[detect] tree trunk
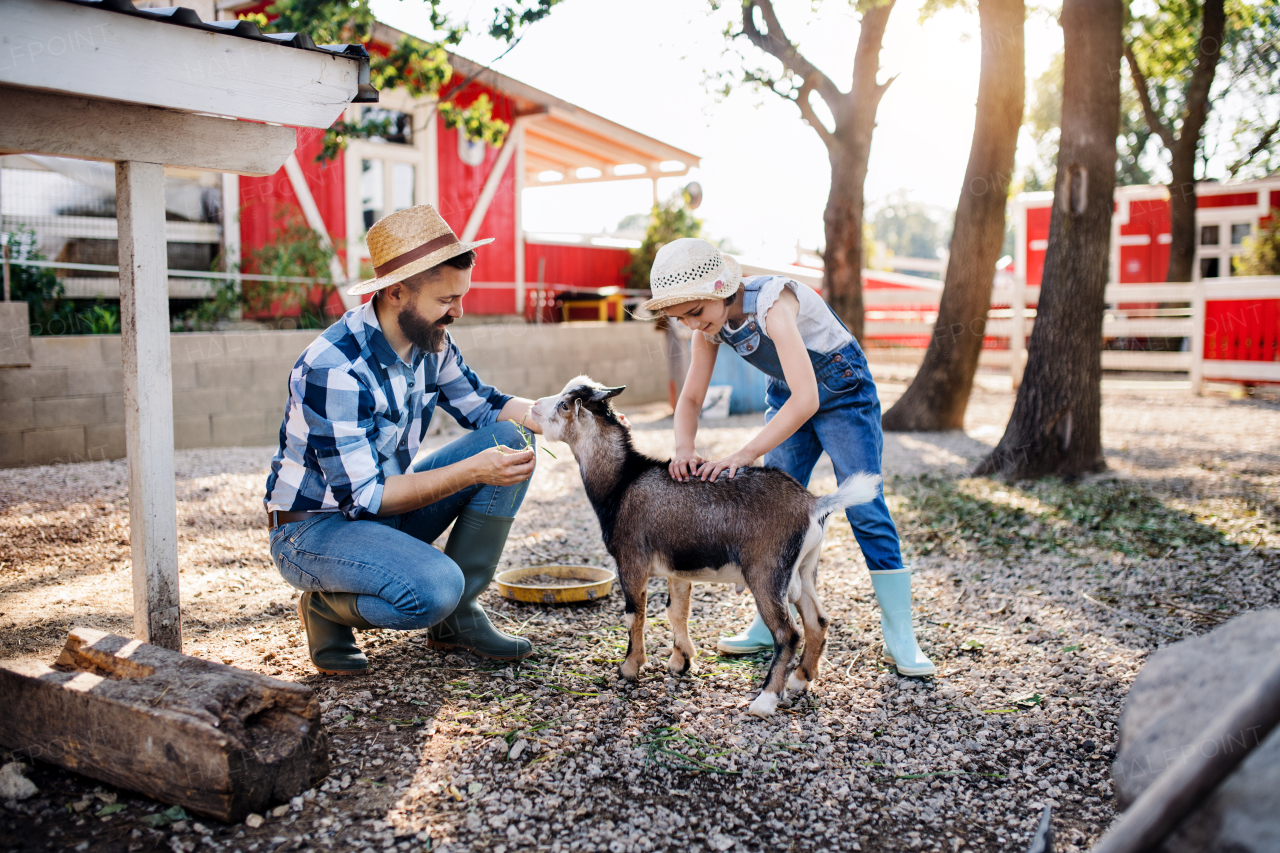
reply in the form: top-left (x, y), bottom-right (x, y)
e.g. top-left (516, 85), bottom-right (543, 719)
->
top-left (882, 0), bottom-right (1025, 431)
top-left (1136, 0), bottom-right (1226, 283)
top-left (1166, 154), bottom-right (1199, 282)
top-left (824, 145), bottom-right (869, 342)
top-left (823, 0), bottom-right (895, 341)
top-left (974, 0), bottom-right (1122, 480)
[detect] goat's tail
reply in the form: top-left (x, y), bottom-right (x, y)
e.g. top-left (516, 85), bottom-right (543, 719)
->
top-left (811, 472), bottom-right (882, 525)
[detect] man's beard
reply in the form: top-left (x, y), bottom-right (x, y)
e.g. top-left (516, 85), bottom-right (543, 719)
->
top-left (398, 302), bottom-right (453, 353)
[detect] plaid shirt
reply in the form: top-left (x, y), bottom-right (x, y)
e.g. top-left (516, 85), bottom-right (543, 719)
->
top-left (264, 301), bottom-right (511, 519)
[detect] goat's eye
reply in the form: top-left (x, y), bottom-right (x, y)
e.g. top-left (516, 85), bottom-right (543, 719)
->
top-left (556, 400), bottom-right (568, 412)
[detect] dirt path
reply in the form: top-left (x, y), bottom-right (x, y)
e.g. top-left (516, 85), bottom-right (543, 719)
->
top-left (1, 375), bottom-right (1277, 853)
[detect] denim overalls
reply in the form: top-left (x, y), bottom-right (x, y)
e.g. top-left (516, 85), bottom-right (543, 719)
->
top-left (717, 276), bottom-right (905, 575)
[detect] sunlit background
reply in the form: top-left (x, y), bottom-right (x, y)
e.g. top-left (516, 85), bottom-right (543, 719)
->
top-left (372, 0), bottom-right (1066, 265)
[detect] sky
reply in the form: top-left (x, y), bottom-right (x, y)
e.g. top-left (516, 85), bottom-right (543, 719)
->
top-left (371, 0), bottom-right (1065, 265)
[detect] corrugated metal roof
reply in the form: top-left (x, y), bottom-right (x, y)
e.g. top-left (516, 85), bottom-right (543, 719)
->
top-left (55, 0), bottom-right (378, 102)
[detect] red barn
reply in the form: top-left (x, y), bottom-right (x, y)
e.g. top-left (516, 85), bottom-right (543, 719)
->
top-left (1012, 178), bottom-right (1280, 382)
top-left (219, 12), bottom-right (699, 320)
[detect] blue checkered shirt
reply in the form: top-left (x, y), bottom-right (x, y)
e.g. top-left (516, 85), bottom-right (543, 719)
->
top-left (264, 301), bottom-right (511, 519)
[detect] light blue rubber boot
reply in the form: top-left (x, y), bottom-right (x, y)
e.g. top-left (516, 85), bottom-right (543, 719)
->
top-left (870, 571), bottom-right (936, 677)
top-left (716, 602), bottom-right (800, 655)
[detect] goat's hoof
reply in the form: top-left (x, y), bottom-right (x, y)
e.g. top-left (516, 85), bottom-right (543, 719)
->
top-left (666, 649), bottom-right (694, 677)
top-left (785, 672), bottom-right (811, 695)
top-left (747, 692), bottom-right (779, 718)
top-left (619, 660), bottom-right (644, 682)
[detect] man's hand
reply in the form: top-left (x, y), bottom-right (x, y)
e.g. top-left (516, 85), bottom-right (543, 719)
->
top-left (697, 448), bottom-right (757, 483)
top-left (470, 446), bottom-right (536, 487)
top-left (669, 448), bottom-right (707, 482)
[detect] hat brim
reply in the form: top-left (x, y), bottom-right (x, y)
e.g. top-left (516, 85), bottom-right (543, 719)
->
top-left (347, 237), bottom-right (496, 296)
top-left (641, 253), bottom-right (743, 312)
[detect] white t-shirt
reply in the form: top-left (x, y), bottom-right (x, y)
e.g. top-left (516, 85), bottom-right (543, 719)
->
top-left (710, 276), bottom-right (854, 355)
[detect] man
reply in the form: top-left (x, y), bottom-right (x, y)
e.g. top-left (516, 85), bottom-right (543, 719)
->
top-left (265, 205), bottom-right (541, 675)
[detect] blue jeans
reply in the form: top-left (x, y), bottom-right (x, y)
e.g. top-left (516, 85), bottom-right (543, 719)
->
top-left (269, 421), bottom-right (533, 630)
top-left (763, 367), bottom-right (905, 575)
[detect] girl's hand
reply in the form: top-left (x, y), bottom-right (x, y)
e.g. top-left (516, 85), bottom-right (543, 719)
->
top-left (698, 449), bottom-right (757, 483)
top-left (669, 449), bottom-right (706, 482)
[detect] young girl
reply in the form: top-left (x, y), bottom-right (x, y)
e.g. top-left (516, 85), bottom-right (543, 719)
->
top-left (643, 238), bottom-right (934, 676)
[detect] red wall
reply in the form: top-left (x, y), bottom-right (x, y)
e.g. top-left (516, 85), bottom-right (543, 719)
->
top-left (239, 126), bottom-right (347, 318)
top-left (436, 78), bottom-right (518, 316)
top-left (524, 243), bottom-right (630, 288)
top-left (1205, 300), bottom-right (1279, 362)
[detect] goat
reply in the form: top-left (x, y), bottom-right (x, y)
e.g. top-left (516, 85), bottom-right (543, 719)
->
top-left (530, 376), bottom-right (880, 717)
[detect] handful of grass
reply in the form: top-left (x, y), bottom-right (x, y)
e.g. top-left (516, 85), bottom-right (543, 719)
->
top-left (491, 415), bottom-right (555, 508)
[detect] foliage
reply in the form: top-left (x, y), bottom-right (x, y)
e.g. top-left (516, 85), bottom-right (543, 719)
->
top-left (1022, 50), bottom-right (1155, 189)
top-left (3, 226), bottom-right (121, 336)
top-left (253, 0), bottom-right (563, 162)
top-left (624, 192), bottom-right (704, 290)
top-left (868, 192), bottom-right (952, 263)
top-left (1123, 0), bottom-right (1279, 181)
top-left (1235, 209), bottom-right (1280, 276)
top-left (244, 205), bottom-right (339, 329)
top-left (439, 95), bottom-right (509, 147)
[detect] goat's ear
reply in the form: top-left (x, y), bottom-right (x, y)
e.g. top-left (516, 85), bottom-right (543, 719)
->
top-left (590, 385), bottom-right (626, 402)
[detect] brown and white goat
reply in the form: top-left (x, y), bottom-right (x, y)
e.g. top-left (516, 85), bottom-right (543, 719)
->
top-left (530, 376), bottom-right (880, 717)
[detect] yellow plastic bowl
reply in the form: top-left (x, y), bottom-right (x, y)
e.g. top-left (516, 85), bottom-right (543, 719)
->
top-left (495, 565), bottom-right (615, 605)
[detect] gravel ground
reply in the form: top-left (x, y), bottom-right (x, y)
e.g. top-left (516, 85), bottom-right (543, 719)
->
top-left (1, 372), bottom-right (1277, 853)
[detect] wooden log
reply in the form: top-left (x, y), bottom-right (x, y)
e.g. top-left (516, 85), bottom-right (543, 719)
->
top-left (0, 627), bottom-right (328, 822)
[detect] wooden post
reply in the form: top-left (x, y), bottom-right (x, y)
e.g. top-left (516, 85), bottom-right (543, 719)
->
top-left (514, 121), bottom-right (527, 317)
top-left (1189, 279), bottom-right (1206, 395)
top-left (116, 161), bottom-right (182, 652)
top-left (1010, 270), bottom-right (1027, 389)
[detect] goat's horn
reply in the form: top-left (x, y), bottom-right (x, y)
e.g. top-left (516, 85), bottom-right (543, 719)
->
top-left (590, 385), bottom-right (626, 401)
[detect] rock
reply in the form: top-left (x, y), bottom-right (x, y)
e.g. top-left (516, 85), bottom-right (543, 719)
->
top-left (244, 814), bottom-right (264, 828)
top-left (0, 762), bottom-right (38, 800)
top-left (707, 832), bottom-right (736, 851)
top-left (1113, 611), bottom-right (1280, 853)
top-left (270, 804), bottom-right (289, 818)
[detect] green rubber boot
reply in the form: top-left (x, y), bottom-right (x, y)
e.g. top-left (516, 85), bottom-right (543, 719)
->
top-left (870, 571), bottom-right (937, 677)
top-left (716, 602), bottom-right (801, 655)
top-left (299, 591), bottom-right (375, 676)
top-left (427, 509), bottom-right (533, 661)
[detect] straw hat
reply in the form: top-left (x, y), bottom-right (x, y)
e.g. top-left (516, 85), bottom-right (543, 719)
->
top-left (347, 205), bottom-right (494, 296)
top-left (641, 238), bottom-right (743, 312)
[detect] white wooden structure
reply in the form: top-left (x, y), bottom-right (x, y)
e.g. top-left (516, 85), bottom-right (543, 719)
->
top-left (0, 0), bottom-right (373, 650)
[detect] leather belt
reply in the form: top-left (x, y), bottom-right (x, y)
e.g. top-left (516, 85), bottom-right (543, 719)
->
top-left (267, 509), bottom-right (328, 530)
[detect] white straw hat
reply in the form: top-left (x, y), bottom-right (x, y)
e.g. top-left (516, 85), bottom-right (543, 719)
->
top-left (347, 204), bottom-right (494, 296)
top-left (641, 238), bottom-right (743, 312)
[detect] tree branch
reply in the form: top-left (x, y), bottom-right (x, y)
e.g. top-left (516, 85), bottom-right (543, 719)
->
top-left (1173, 0), bottom-right (1227, 162)
top-left (795, 74), bottom-right (836, 150)
top-left (741, 0), bottom-right (843, 110)
top-left (1228, 115), bottom-right (1280, 178)
top-left (1124, 42), bottom-right (1176, 150)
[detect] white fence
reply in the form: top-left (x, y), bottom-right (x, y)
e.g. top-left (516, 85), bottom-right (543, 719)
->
top-left (860, 273), bottom-right (1280, 392)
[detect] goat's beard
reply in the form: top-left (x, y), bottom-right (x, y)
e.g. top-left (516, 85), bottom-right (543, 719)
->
top-left (399, 302), bottom-right (453, 353)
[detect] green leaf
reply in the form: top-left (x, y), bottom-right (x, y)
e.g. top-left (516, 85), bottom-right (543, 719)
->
top-left (138, 805), bottom-right (187, 828)
top-left (962, 638), bottom-right (985, 651)
top-left (95, 804), bottom-right (127, 817)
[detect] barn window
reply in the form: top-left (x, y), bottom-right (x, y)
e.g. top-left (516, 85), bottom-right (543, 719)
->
top-left (361, 159), bottom-right (384, 230)
top-left (360, 107), bottom-right (413, 145)
top-left (392, 163), bottom-right (415, 212)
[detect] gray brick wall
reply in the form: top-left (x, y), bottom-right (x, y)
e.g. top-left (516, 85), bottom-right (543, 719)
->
top-left (0, 321), bottom-right (668, 468)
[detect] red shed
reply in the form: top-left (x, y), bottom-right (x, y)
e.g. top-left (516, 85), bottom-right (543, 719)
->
top-left (218, 13), bottom-right (699, 319)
